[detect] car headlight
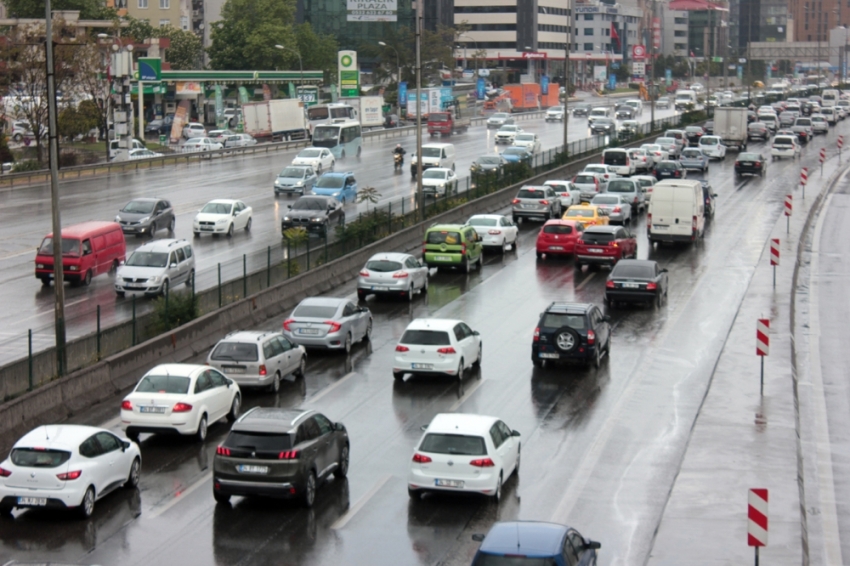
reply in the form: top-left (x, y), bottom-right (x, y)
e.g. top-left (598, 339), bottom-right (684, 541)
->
top-left (311, 217), bottom-right (324, 222)
top-left (283, 216), bottom-right (290, 221)
top-left (274, 181), bottom-right (281, 187)
top-left (148, 276), bottom-right (161, 283)
top-left (333, 192), bottom-right (340, 197)
top-left (37, 263), bottom-right (44, 268)
top-left (216, 218), bottom-right (227, 224)
top-left (295, 181), bottom-right (303, 186)
top-left (69, 265), bottom-right (78, 271)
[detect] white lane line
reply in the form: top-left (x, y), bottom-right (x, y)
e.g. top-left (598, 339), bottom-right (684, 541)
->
top-left (448, 379), bottom-right (485, 412)
top-left (145, 471), bottom-right (212, 519)
top-left (575, 272), bottom-right (596, 291)
top-left (331, 474), bottom-right (392, 530)
top-left (307, 372), bottom-right (357, 404)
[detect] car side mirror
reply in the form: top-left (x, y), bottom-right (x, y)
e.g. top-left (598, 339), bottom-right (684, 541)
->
top-left (473, 330), bottom-right (480, 336)
top-left (121, 441), bottom-right (129, 451)
top-left (329, 205), bottom-right (335, 211)
top-left (602, 315), bottom-right (611, 322)
top-left (472, 534), bottom-right (486, 542)
top-left (232, 211), bottom-right (238, 216)
top-left (420, 424), bottom-right (429, 431)
top-left (287, 205), bottom-right (292, 209)
top-left (511, 430), bottom-right (521, 437)
top-left (334, 422), bottom-right (346, 432)
top-left (587, 541), bottom-right (602, 550)
top-left (661, 268), bottom-right (668, 273)
top-left (712, 193), bottom-right (718, 197)
top-left (170, 263), bottom-right (177, 269)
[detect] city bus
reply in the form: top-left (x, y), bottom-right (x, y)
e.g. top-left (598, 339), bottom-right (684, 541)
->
top-left (822, 89), bottom-right (839, 107)
top-left (306, 103), bottom-right (357, 134)
top-left (311, 121), bottom-right (362, 159)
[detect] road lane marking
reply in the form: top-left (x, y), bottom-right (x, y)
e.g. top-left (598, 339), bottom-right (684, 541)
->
top-left (575, 272), bottom-right (596, 291)
top-left (307, 372), bottom-right (357, 404)
top-left (331, 474), bottom-right (392, 530)
top-left (448, 379), bottom-right (485, 412)
top-left (146, 471), bottom-right (212, 519)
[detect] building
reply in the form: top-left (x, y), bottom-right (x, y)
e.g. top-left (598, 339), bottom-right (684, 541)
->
top-left (791, 0), bottom-right (850, 42)
top-left (109, 0), bottom-right (182, 29)
top-left (296, 0), bottom-right (415, 53)
top-left (660, 5), bottom-right (689, 56)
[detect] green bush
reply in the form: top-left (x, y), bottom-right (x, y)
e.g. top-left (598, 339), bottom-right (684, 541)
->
top-left (58, 152), bottom-right (79, 168)
top-left (152, 290), bottom-right (198, 333)
top-left (13, 159), bottom-right (41, 172)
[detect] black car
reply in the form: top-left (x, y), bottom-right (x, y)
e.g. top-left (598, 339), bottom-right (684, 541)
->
top-left (684, 126), bottom-right (705, 146)
top-left (281, 195), bottom-right (345, 235)
top-left (604, 260), bottom-right (668, 307)
top-left (590, 118), bottom-right (616, 134)
top-left (735, 152), bottom-right (768, 177)
top-left (800, 101), bottom-right (814, 116)
top-left (470, 154), bottom-right (508, 175)
top-left (384, 114), bottom-right (403, 128)
top-left (704, 120), bottom-right (714, 135)
top-left (213, 407), bottom-right (349, 508)
top-left (700, 180), bottom-right (717, 217)
top-left (572, 103), bottom-right (591, 117)
top-left (747, 122), bottom-right (769, 140)
top-left (531, 302), bottom-right (611, 368)
top-left (144, 115), bottom-right (174, 136)
top-left (115, 197), bottom-right (175, 236)
top-left (654, 160), bottom-right (686, 180)
top-left (615, 105), bottom-right (635, 119)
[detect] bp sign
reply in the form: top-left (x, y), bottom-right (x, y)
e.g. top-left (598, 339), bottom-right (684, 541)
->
top-left (338, 50), bottom-right (360, 97)
top-left (135, 58), bottom-right (161, 81)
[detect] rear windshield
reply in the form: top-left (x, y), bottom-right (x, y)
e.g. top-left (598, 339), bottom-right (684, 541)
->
top-left (366, 260), bottom-right (403, 272)
top-left (419, 433), bottom-right (487, 455)
top-left (774, 137), bottom-right (795, 145)
top-left (636, 178), bottom-right (654, 188)
top-left (225, 431), bottom-right (292, 452)
top-left (565, 209), bottom-right (593, 218)
top-left (135, 375), bottom-right (191, 394)
top-left (592, 196), bottom-right (620, 205)
top-left (604, 152), bottom-right (627, 165)
top-left (612, 263), bottom-right (655, 278)
top-left (541, 313), bottom-right (586, 329)
top-left (582, 231), bottom-right (615, 244)
top-left (517, 188), bottom-right (545, 199)
top-left (292, 304), bottom-right (338, 318)
top-left (700, 137), bottom-right (718, 145)
top-left (211, 342), bottom-right (259, 362)
top-left (739, 153), bottom-right (761, 161)
top-left (657, 162), bottom-right (677, 170)
top-left (574, 175), bottom-right (595, 184)
top-left (400, 330), bottom-right (451, 346)
top-left (468, 217), bottom-right (497, 227)
top-left (427, 231), bottom-right (462, 245)
top-left (543, 224), bottom-right (573, 234)
top-left (473, 555), bottom-right (557, 566)
top-left (11, 448), bottom-right (72, 468)
top-left (607, 180), bottom-right (635, 193)
top-left (795, 119), bottom-right (811, 125)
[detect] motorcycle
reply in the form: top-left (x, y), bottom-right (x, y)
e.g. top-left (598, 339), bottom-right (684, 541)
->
top-left (393, 151), bottom-right (404, 172)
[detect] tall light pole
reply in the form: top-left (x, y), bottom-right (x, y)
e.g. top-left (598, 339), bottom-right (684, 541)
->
top-left (378, 41), bottom-right (402, 86)
top-left (275, 44), bottom-right (303, 98)
top-left (564, 1), bottom-right (571, 157)
top-left (414, 5), bottom-right (423, 219)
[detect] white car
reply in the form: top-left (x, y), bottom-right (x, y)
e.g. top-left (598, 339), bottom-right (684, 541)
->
top-left (624, 99), bottom-right (643, 116)
top-left (193, 199), bottom-right (253, 237)
top-left (208, 129), bottom-right (235, 142)
top-left (632, 175), bottom-right (657, 202)
top-left (182, 122), bottom-right (206, 138)
top-left (572, 172), bottom-right (605, 201)
top-left (640, 144), bottom-right (669, 165)
top-left (393, 318), bottom-right (482, 382)
top-left (421, 167), bottom-right (458, 197)
top-left (115, 239), bottom-right (195, 297)
top-left (128, 148), bottom-right (163, 160)
top-left (698, 135), bottom-right (726, 160)
top-left (120, 363), bottom-right (242, 442)
top-left (582, 164), bottom-right (619, 185)
top-left (292, 147), bottom-right (335, 174)
top-left (223, 133), bottom-right (257, 148)
top-left (182, 137), bottom-right (223, 152)
top-left (771, 135), bottom-right (801, 160)
top-left (627, 148), bottom-right (652, 172)
top-left (408, 413), bottom-right (520, 502)
top-left (811, 114), bottom-right (829, 134)
top-left (486, 112), bottom-right (513, 128)
top-left (545, 106), bottom-right (565, 121)
top-left (494, 125), bottom-right (522, 144)
top-left (544, 180), bottom-right (582, 208)
top-left (0, 425), bottom-right (141, 519)
top-left (357, 252), bottom-right (429, 301)
top-left (513, 133), bottom-right (541, 154)
top-left (466, 214), bottom-right (519, 251)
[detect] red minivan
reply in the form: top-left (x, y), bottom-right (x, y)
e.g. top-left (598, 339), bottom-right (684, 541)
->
top-left (35, 221), bottom-right (126, 286)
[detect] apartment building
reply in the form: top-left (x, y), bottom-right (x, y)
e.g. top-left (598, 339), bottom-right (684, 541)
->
top-left (110, 0), bottom-right (182, 28)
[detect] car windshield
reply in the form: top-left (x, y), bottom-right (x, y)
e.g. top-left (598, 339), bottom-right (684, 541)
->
top-left (11, 448), bottom-right (72, 468)
top-left (491, 113), bottom-right (508, 119)
top-left (503, 148), bottom-right (526, 155)
top-left (121, 200), bottom-right (155, 214)
top-left (365, 260), bottom-right (403, 272)
top-left (574, 175), bottom-right (595, 184)
top-left (125, 251), bottom-right (168, 268)
top-left (685, 127), bottom-right (702, 133)
top-left (612, 263), bottom-right (655, 278)
top-left (541, 313), bottom-right (586, 329)
top-left (467, 217), bottom-right (498, 227)
top-left (592, 196), bottom-right (620, 205)
top-left (419, 433), bottom-right (487, 455)
top-left (427, 231), bottom-right (462, 245)
top-left (279, 167), bottom-right (306, 178)
top-left (594, 119), bottom-right (613, 125)
top-left (400, 329), bottom-right (451, 346)
top-left (543, 224), bottom-right (574, 235)
top-left (575, 104), bottom-right (591, 110)
top-left (292, 304), bottom-right (338, 318)
top-left (643, 145), bottom-right (661, 152)
top-left (472, 555), bottom-right (558, 566)
top-left (135, 375), bottom-right (191, 394)
top-left (311, 127), bottom-right (339, 142)
top-left (477, 156), bottom-right (502, 165)
top-left (607, 180), bottom-right (635, 193)
top-left (566, 208), bottom-right (593, 218)
top-left (292, 198), bottom-right (327, 211)
top-left (421, 147), bottom-right (442, 157)
top-left (775, 137), bottom-right (795, 145)
top-left (517, 188), bottom-right (545, 199)
top-left (423, 170), bottom-right (448, 180)
top-left (211, 342), bottom-right (259, 362)
top-left (582, 231), bottom-right (616, 244)
top-left (316, 176), bottom-right (344, 189)
top-left (739, 153), bottom-right (761, 160)
top-left (225, 431), bottom-right (292, 452)
top-left (38, 237), bottom-right (80, 256)
top-left (201, 202), bottom-right (232, 214)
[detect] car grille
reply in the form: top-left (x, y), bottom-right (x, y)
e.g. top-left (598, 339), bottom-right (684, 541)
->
top-left (119, 220), bottom-right (139, 226)
top-left (287, 218), bottom-right (312, 226)
top-left (123, 277), bottom-right (148, 283)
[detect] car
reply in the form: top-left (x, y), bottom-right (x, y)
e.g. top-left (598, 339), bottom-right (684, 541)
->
top-left (384, 113), bottom-right (403, 128)
top-left (704, 120), bottom-right (714, 134)
top-left (618, 120), bottom-right (640, 141)
top-left (640, 143), bottom-right (669, 165)
top-left (654, 160), bottom-right (687, 180)
top-left (748, 121), bottom-right (770, 141)
top-left (511, 185), bottom-right (562, 223)
top-left (115, 197), bottom-right (175, 236)
top-left (684, 125), bottom-right (705, 146)
top-left (531, 301), bottom-right (611, 368)
top-left (421, 167), bottom-right (458, 197)
top-left (144, 115), bottom-right (174, 136)
top-left (207, 331), bottom-right (306, 392)
top-left (0, 425), bottom-right (141, 519)
top-left (791, 118), bottom-right (814, 142)
top-left (471, 521), bottom-right (601, 566)
top-left (778, 111), bottom-right (796, 128)
top-left (615, 104), bottom-right (635, 119)
top-left (590, 194), bottom-right (632, 225)
top-left (624, 99), bottom-right (643, 116)
top-left (679, 148), bottom-right (710, 172)
top-left (627, 148), bottom-right (652, 172)
top-left (588, 107), bottom-right (611, 122)
top-left (535, 219), bottom-right (584, 259)
top-left (700, 180), bottom-right (717, 218)
top-left (582, 164), bottom-right (618, 186)
top-left (422, 224), bottom-right (484, 272)
top-left (544, 180), bottom-right (582, 208)
top-left (281, 195), bottom-right (345, 235)
top-left (632, 175), bottom-right (657, 202)
top-left (656, 96), bottom-right (671, 109)
top-left (182, 137), bottom-right (223, 152)
top-left (470, 154), bottom-right (508, 175)
top-left (182, 122), bottom-right (206, 139)
top-left (771, 135), bottom-right (801, 160)
top-left (393, 319), bottom-right (482, 382)
top-left (572, 102), bottom-right (592, 116)
top-left (466, 214), bottom-right (519, 252)
top-left (114, 239), bottom-right (195, 297)
top-left (494, 124), bottom-right (523, 144)
top-left (654, 137), bottom-right (680, 158)
top-left (500, 145), bottom-right (534, 164)
top-left (282, 297), bottom-right (372, 353)
top-left (811, 114), bottom-right (829, 134)
top-left (9, 120), bottom-right (44, 143)
top-left (513, 133), bottom-right (541, 154)
top-left (604, 259), bottom-right (669, 308)
top-left (222, 108), bottom-right (241, 128)
top-left (212, 407), bottom-right (349, 508)
top-left (747, 110), bottom-right (758, 123)
top-left (605, 178), bottom-right (645, 213)
top-left (664, 129), bottom-right (687, 150)
top-left (120, 363), bottom-right (242, 442)
top-left (128, 148), bottom-right (163, 159)
top-left (575, 225), bottom-right (637, 268)
top-left (572, 172), bottom-right (604, 201)
top-left (697, 135), bottom-right (726, 160)
top-left (291, 147), bottom-right (335, 174)
top-left (602, 148), bottom-right (635, 177)
top-left (208, 129), bottom-right (236, 142)
top-left (357, 252), bottom-right (428, 300)
top-left (821, 106), bottom-right (838, 124)
top-left (562, 204), bottom-right (609, 227)
top-left (486, 112), bottom-right (514, 128)
top-left (408, 413), bottom-right (517, 501)
top-left (734, 152), bottom-right (768, 177)
top-left (589, 118), bottom-right (615, 134)
top-left (193, 199), bottom-right (252, 237)
top-left (545, 105), bottom-right (565, 121)
top-left (223, 133), bottom-right (257, 148)
top-left (313, 171), bottom-right (357, 203)
top-left (274, 165), bottom-right (318, 196)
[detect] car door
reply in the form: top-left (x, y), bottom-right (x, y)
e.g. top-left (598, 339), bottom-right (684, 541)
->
top-left (457, 322), bottom-right (478, 367)
top-left (312, 414), bottom-right (339, 476)
top-left (78, 434), bottom-right (112, 497)
top-left (306, 167), bottom-right (317, 191)
top-left (488, 423), bottom-right (511, 476)
top-left (173, 247), bottom-right (189, 284)
top-left (294, 419), bottom-right (324, 476)
top-left (568, 530), bottom-right (597, 565)
top-left (207, 368), bottom-right (233, 421)
top-left (192, 370), bottom-right (218, 422)
top-left (500, 216), bottom-right (517, 243)
top-left (341, 301), bottom-right (363, 341)
top-left (496, 420), bottom-right (519, 475)
top-left (344, 175), bottom-right (357, 201)
top-left (321, 149), bottom-right (332, 170)
top-left (94, 431), bottom-right (127, 490)
top-left (276, 336), bottom-right (299, 376)
top-left (591, 307), bottom-right (609, 349)
top-left (262, 338), bottom-right (283, 377)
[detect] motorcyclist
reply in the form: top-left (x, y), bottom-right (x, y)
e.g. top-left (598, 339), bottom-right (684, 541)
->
top-left (393, 144), bottom-right (406, 168)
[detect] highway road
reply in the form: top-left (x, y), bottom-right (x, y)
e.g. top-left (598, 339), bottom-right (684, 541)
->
top-left (1, 116), bottom-right (845, 565)
top-left (0, 101), bottom-right (681, 364)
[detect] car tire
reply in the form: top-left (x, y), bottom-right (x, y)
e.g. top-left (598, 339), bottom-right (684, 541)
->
top-left (536, 251), bottom-right (543, 260)
top-left (78, 486), bottom-right (96, 519)
top-left (169, 217), bottom-right (176, 232)
top-left (344, 333), bottom-right (352, 355)
top-left (195, 414), bottom-right (208, 442)
top-left (408, 487), bottom-right (421, 500)
top-left (82, 269), bottom-right (92, 286)
top-left (245, 217), bottom-right (252, 232)
top-left (40, 277), bottom-right (51, 287)
top-left (593, 346), bottom-right (601, 369)
top-left (406, 285), bottom-right (414, 301)
top-left (456, 360), bottom-right (464, 381)
top-left (337, 445), bottom-right (350, 478)
top-left (364, 319), bottom-right (373, 342)
top-left (357, 289), bottom-right (368, 301)
top-left (461, 257), bottom-right (469, 274)
top-left (492, 472), bottom-right (503, 503)
top-left (213, 491), bottom-right (231, 505)
top-left (194, 231), bottom-right (200, 238)
top-left (269, 371), bottom-right (281, 393)
top-left (473, 344), bottom-right (482, 368)
top-left (226, 223), bottom-right (234, 238)
top-left (532, 356), bottom-right (542, 368)
top-left (149, 221), bottom-right (157, 236)
top-left (422, 277), bottom-right (428, 294)
top-left (553, 326), bottom-right (580, 354)
top-left (302, 471), bottom-right (317, 508)
top-left (125, 457), bottom-right (141, 489)
top-left (393, 371), bottom-right (405, 381)
top-left (0, 505), bottom-right (13, 518)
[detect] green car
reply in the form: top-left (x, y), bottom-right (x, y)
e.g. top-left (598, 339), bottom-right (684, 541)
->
top-left (423, 224), bottom-right (484, 273)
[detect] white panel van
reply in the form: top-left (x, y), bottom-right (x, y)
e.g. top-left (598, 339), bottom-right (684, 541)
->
top-left (647, 179), bottom-right (705, 244)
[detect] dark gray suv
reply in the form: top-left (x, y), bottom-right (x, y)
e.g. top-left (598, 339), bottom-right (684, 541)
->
top-left (531, 302), bottom-right (611, 369)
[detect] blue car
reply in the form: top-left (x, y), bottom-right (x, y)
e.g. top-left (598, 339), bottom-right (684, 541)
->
top-left (678, 147), bottom-right (709, 172)
top-left (312, 171), bottom-right (357, 203)
top-left (471, 521), bottom-right (601, 566)
top-left (501, 146), bottom-right (534, 165)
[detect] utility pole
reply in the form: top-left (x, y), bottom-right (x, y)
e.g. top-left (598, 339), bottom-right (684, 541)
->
top-left (563, 1), bottom-right (571, 157)
top-left (650, 0), bottom-right (657, 129)
top-left (746, 0), bottom-right (752, 106)
top-left (415, 4), bottom-right (423, 220)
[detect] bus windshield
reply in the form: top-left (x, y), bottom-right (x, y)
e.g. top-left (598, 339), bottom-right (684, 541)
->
top-left (312, 127), bottom-right (340, 143)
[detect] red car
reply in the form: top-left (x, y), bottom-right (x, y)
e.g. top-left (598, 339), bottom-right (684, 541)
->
top-left (575, 225), bottom-right (637, 268)
top-left (535, 219), bottom-right (584, 259)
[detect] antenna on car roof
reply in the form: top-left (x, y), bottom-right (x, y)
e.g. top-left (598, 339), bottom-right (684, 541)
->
top-left (44, 426), bottom-right (50, 441)
top-left (516, 522), bottom-right (521, 552)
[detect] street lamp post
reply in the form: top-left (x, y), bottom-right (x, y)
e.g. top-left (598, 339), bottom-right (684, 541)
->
top-left (414, 5), bottom-right (424, 219)
top-left (564, 4), bottom-right (571, 157)
top-left (378, 41), bottom-right (402, 86)
top-left (275, 44), bottom-right (303, 99)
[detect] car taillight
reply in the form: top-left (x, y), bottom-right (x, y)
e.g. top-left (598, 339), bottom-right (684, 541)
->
top-left (216, 446), bottom-right (231, 456)
top-left (470, 458), bottom-right (495, 467)
top-left (283, 319), bottom-right (295, 331)
top-left (560, 192), bottom-right (569, 197)
top-left (655, 151), bottom-right (661, 156)
top-left (437, 347), bottom-right (457, 354)
top-left (57, 470), bottom-right (82, 481)
top-left (359, 270), bottom-right (369, 277)
top-left (172, 402), bottom-right (193, 413)
top-left (259, 365), bottom-right (267, 376)
top-left (121, 400), bottom-right (133, 411)
top-left (393, 271), bottom-right (409, 278)
top-left (278, 450), bottom-right (300, 460)
top-left (633, 197), bottom-right (638, 203)
top-left (594, 178), bottom-right (599, 189)
top-left (512, 199), bottom-right (520, 204)
top-left (587, 329), bottom-right (596, 345)
top-left (610, 241), bottom-right (619, 248)
top-left (539, 200), bottom-right (549, 205)
top-left (488, 229), bottom-right (502, 235)
top-left (735, 161), bottom-right (740, 166)
top-left (533, 327), bottom-right (540, 342)
top-left (612, 206), bottom-right (621, 213)
top-left (461, 243), bottom-right (467, 256)
top-left (422, 246), bottom-right (427, 255)
top-left (412, 453), bottom-right (432, 463)
top-left (395, 345), bottom-right (410, 352)
top-left (755, 161), bottom-right (762, 166)
top-left (588, 221), bottom-right (596, 225)
top-left (325, 320), bottom-right (342, 333)
top-left (606, 280), bottom-right (615, 288)
top-left (0, 467), bottom-right (11, 477)
top-left (674, 171), bottom-right (681, 177)
top-left (647, 282), bottom-right (658, 291)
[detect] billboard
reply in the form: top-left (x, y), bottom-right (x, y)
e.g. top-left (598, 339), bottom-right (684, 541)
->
top-left (593, 66), bottom-right (607, 82)
top-left (338, 51), bottom-right (360, 97)
top-left (347, 0), bottom-right (397, 21)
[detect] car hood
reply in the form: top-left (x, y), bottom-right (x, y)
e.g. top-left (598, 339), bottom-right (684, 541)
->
top-left (276, 175), bottom-right (307, 185)
top-left (421, 177), bottom-right (449, 186)
top-left (195, 212), bottom-right (230, 222)
top-left (285, 208), bottom-right (328, 219)
top-left (117, 265), bottom-right (163, 279)
top-left (116, 211), bottom-right (152, 222)
top-left (292, 157), bottom-right (319, 166)
top-left (474, 163), bottom-right (501, 170)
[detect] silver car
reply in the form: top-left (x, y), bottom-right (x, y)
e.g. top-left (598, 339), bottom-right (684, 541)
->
top-left (591, 194), bottom-right (632, 225)
top-left (207, 331), bottom-right (306, 392)
top-left (282, 297), bottom-right (372, 353)
top-left (357, 252), bottom-right (428, 301)
top-left (274, 165), bottom-right (318, 196)
top-left (606, 178), bottom-right (645, 213)
top-left (572, 172), bottom-right (605, 201)
top-left (486, 112), bottom-right (514, 128)
top-left (495, 125), bottom-right (523, 144)
top-left (511, 185), bottom-right (562, 223)
top-left (655, 137), bottom-right (680, 158)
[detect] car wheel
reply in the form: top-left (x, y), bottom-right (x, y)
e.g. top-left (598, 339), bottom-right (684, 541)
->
top-left (109, 259), bottom-right (119, 274)
top-left (302, 471), bottom-right (317, 508)
top-left (226, 223), bottom-right (234, 238)
top-left (536, 251), bottom-right (543, 260)
top-left (456, 360), bottom-right (464, 381)
top-left (656, 291), bottom-right (663, 308)
top-left (169, 217), bottom-right (176, 232)
top-left (40, 277), bottom-right (51, 287)
top-left (149, 221), bottom-right (157, 236)
top-left (83, 269), bottom-right (92, 286)
top-left (514, 448), bottom-right (521, 476)
top-left (408, 487), bottom-right (421, 500)
top-left (295, 355), bottom-right (307, 379)
top-left (337, 445), bottom-right (350, 478)
top-left (357, 289), bottom-right (368, 301)
top-left (317, 165), bottom-right (323, 175)
top-left (194, 231), bottom-right (200, 238)
top-left (407, 285), bottom-right (414, 301)
top-left (532, 357), bottom-right (542, 368)
top-left (245, 217), bottom-right (252, 232)
top-left (593, 346), bottom-right (601, 369)
top-left (0, 505), bottom-right (12, 518)
top-left (125, 457), bottom-right (141, 489)
top-left (500, 238), bottom-right (507, 254)
top-left (553, 326), bottom-right (580, 354)
top-left (78, 486), bottom-right (96, 519)
top-left (473, 344), bottom-right (482, 368)
top-left (461, 257), bottom-right (469, 273)
top-left (492, 472), bottom-right (503, 503)
top-left (213, 491), bottom-right (231, 505)
top-left (393, 371), bottom-right (405, 381)
top-left (363, 319), bottom-right (373, 342)
top-left (269, 371), bottom-right (281, 393)
top-left (195, 414), bottom-right (208, 442)
top-left (422, 277), bottom-right (428, 294)
top-left (344, 333), bottom-right (352, 354)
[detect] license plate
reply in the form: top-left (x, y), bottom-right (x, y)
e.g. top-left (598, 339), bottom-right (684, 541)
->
top-left (539, 353), bottom-right (559, 359)
top-left (18, 497), bottom-right (47, 506)
top-left (549, 246), bottom-right (563, 251)
top-left (223, 367), bottom-right (245, 374)
top-left (623, 283), bottom-right (640, 288)
top-left (412, 363), bottom-right (433, 369)
top-left (589, 248), bottom-right (603, 253)
top-left (522, 204), bottom-right (537, 209)
top-left (201, 226), bottom-right (213, 231)
top-left (140, 406), bottom-right (166, 414)
top-left (742, 162), bottom-right (752, 166)
top-left (434, 256), bottom-right (451, 262)
top-left (435, 479), bottom-right (464, 488)
top-left (653, 224), bottom-right (669, 229)
top-left (237, 465), bottom-right (269, 474)
top-left (298, 328), bottom-right (320, 335)
top-left (371, 286), bottom-right (389, 291)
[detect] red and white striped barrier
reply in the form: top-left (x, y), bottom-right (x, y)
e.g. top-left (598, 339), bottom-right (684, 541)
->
top-left (800, 167), bottom-right (808, 186)
top-left (784, 194), bottom-right (792, 217)
top-left (770, 239), bottom-right (779, 266)
top-left (839, 135), bottom-right (845, 149)
top-left (820, 147), bottom-right (827, 163)
top-left (756, 319), bottom-right (769, 356)
top-left (748, 488), bottom-right (769, 547)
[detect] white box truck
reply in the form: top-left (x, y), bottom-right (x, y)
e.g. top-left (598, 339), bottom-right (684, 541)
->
top-left (242, 99), bottom-right (308, 141)
top-left (713, 107), bottom-right (749, 151)
top-left (341, 96), bottom-right (384, 128)
top-left (647, 179), bottom-right (705, 245)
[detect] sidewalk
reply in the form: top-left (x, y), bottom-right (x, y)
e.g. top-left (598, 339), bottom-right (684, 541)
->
top-left (646, 155), bottom-right (850, 564)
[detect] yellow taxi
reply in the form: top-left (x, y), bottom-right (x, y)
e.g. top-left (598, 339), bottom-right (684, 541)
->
top-left (562, 204), bottom-right (609, 227)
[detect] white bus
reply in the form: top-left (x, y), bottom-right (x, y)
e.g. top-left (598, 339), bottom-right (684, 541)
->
top-left (822, 89), bottom-right (839, 107)
top-left (311, 121), bottom-right (362, 160)
top-left (306, 103), bottom-right (357, 134)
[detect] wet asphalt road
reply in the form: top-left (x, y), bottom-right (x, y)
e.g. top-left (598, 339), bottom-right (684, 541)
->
top-left (0, 105), bottom-right (681, 364)
top-left (2, 119), bottom-right (846, 565)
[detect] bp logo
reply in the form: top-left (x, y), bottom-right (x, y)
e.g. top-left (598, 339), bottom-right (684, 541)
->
top-left (341, 55), bottom-right (353, 68)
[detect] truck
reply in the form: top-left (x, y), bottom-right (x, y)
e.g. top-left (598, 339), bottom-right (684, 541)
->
top-left (504, 83), bottom-right (541, 112)
top-left (674, 89), bottom-right (698, 110)
top-left (407, 87), bottom-right (453, 119)
top-left (713, 107), bottom-right (749, 151)
top-left (241, 99), bottom-right (308, 141)
top-left (427, 107), bottom-right (470, 136)
top-left (340, 96), bottom-right (385, 129)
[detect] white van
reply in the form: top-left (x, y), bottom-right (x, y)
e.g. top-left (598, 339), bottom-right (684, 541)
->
top-left (109, 138), bottom-right (146, 161)
top-left (821, 89), bottom-right (839, 108)
top-left (821, 106), bottom-right (838, 124)
top-left (411, 142), bottom-right (456, 179)
top-left (602, 148), bottom-right (635, 177)
top-left (647, 179), bottom-right (705, 244)
top-left (674, 90), bottom-right (698, 110)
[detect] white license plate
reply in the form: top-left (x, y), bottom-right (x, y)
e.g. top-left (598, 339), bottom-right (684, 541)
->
top-left (435, 479), bottom-right (464, 488)
top-left (653, 225), bottom-right (669, 229)
top-left (434, 256), bottom-right (451, 262)
top-left (18, 497), bottom-right (47, 506)
top-left (237, 465), bottom-right (269, 474)
top-left (371, 286), bottom-right (389, 291)
top-left (298, 328), bottom-right (320, 335)
top-left (140, 406), bottom-right (166, 414)
top-left (522, 204), bottom-right (538, 209)
top-left (412, 363), bottom-right (433, 369)
top-left (224, 367), bottom-right (245, 374)
top-left (623, 283), bottom-right (640, 288)
top-left (742, 162), bottom-right (753, 166)
top-left (539, 353), bottom-right (559, 359)
top-left (548, 246), bottom-right (564, 251)
top-left (589, 248), bottom-right (603, 253)
top-left (201, 226), bottom-right (214, 231)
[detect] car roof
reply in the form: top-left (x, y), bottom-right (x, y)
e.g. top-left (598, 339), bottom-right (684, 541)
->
top-left (49, 221), bottom-right (119, 239)
top-left (404, 318), bottom-right (463, 332)
top-left (220, 330), bottom-right (283, 342)
top-left (232, 407), bottom-right (314, 433)
top-left (126, 197), bottom-right (161, 203)
top-left (425, 413), bottom-right (499, 435)
top-left (424, 167), bottom-right (453, 173)
top-left (615, 259), bottom-right (657, 268)
top-left (15, 424), bottom-right (107, 451)
top-left (297, 297), bottom-right (347, 307)
top-left (543, 219), bottom-right (581, 226)
top-left (428, 224), bottom-right (468, 231)
top-left (143, 363), bottom-right (208, 378)
top-left (583, 225), bottom-right (620, 234)
top-left (132, 238), bottom-right (190, 253)
top-left (207, 198), bottom-right (237, 205)
top-left (320, 171), bottom-right (353, 178)
top-left (480, 521), bottom-right (571, 556)
top-left (366, 252), bottom-right (412, 263)
top-left (545, 301), bottom-right (593, 314)
top-left (469, 214), bottom-right (507, 220)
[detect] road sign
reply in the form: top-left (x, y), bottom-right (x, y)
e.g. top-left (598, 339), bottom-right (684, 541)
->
top-left (800, 167), bottom-right (808, 186)
top-left (770, 239), bottom-right (780, 266)
top-left (632, 45), bottom-right (647, 60)
top-left (784, 194), bottom-right (792, 216)
top-left (820, 147), bottom-right (827, 163)
top-left (756, 319), bottom-right (769, 356)
top-left (748, 488), bottom-right (769, 547)
top-left (633, 62), bottom-right (646, 76)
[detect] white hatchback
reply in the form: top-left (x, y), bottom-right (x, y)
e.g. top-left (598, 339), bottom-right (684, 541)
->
top-left (193, 199), bottom-right (253, 237)
top-left (357, 252), bottom-right (429, 301)
top-left (544, 180), bottom-right (582, 208)
top-left (513, 133), bottom-right (541, 154)
top-left (0, 425), bottom-right (141, 519)
top-left (466, 214), bottom-right (519, 250)
top-left (698, 135), bottom-right (726, 160)
top-left (393, 319), bottom-right (482, 381)
top-left (771, 135), bottom-right (801, 160)
top-left (408, 413), bottom-right (520, 502)
top-left (292, 147), bottom-right (335, 174)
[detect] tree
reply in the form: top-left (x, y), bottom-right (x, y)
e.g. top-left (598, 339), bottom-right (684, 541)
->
top-left (208, 0), bottom-right (297, 70)
top-left (2, 0), bottom-right (116, 19)
top-left (356, 186), bottom-right (381, 212)
top-left (294, 23), bottom-right (338, 79)
top-left (58, 101), bottom-right (98, 140)
top-left (123, 17), bottom-right (203, 70)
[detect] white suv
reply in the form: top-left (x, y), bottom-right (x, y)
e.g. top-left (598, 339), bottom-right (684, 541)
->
top-left (115, 239), bottom-right (195, 296)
